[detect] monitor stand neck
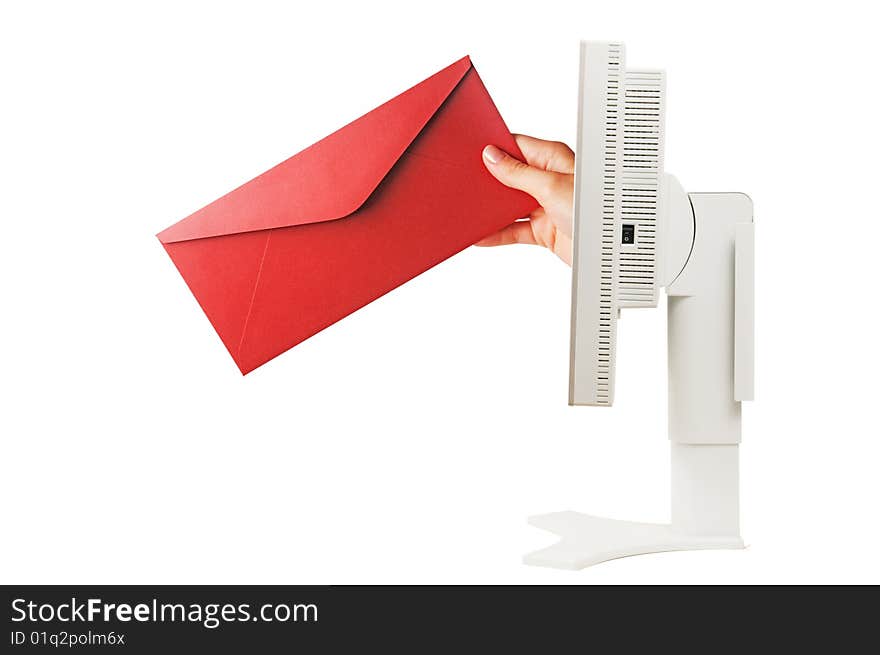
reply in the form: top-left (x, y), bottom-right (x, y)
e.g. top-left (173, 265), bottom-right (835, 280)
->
top-left (524, 192), bottom-right (754, 570)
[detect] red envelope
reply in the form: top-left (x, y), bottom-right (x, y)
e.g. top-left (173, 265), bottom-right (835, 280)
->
top-left (158, 56), bottom-right (537, 374)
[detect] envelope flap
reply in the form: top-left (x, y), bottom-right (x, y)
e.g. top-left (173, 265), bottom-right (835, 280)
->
top-left (158, 56), bottom-right (473, 244)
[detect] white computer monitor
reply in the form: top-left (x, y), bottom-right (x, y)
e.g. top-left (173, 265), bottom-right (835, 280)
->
top-left (525, 41), bottom-right (753, 570)
top-left (569, 41), bottom-right (666, 407)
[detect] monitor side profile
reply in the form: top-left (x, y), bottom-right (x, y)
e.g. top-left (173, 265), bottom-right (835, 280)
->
top-left (530, 40), bottom-right (752, 571)
top-left (569, 42), bottom-right (667, 406)
top-left (569, 41), bottom-right (623, 406)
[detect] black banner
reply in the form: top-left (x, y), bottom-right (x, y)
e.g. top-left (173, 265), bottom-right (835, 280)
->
top-left (1, 585), bottom-right (876, 652)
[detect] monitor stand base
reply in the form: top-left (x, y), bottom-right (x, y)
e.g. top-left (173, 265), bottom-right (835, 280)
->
top-left (524, 511), bottom-right (744, 570)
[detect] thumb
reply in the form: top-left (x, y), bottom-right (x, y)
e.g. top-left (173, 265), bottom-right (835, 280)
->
top-left (482, 144), bottom-right (557, 204)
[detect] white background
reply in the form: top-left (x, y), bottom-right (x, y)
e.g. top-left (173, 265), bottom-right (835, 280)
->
top-left (2, 0), bottom-right (878, 584)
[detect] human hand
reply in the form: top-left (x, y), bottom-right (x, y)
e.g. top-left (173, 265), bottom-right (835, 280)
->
top-left (479, 135), bottom-right (574, 265)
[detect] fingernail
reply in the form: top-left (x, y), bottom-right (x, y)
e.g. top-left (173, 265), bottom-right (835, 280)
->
top-left (483, 145), bottom-right (503, 165)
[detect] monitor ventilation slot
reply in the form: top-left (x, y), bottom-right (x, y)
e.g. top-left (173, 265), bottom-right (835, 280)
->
top-left (595, 43), bottom-right (623, 405)
top-left (617, 69), bottom-right (665, 309)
